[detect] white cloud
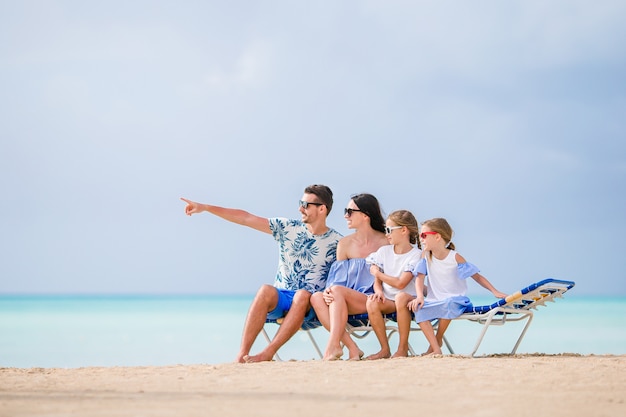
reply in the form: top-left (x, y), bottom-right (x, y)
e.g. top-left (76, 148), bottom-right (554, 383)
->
top-left (203, 40), bottom-right (274, 92)
top-left (0, 0), bottom-right (624, 297)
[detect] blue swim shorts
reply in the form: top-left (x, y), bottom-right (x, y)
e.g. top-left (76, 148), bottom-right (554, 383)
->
top-left (266, 289), bottom-right (297, 320)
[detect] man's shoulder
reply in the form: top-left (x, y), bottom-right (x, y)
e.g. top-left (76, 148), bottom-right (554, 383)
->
top-left (325, 227), bottom-right (343, 241)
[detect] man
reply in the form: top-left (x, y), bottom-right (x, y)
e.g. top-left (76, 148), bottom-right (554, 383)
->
top-left (180, 184), bottom-right (342, 363)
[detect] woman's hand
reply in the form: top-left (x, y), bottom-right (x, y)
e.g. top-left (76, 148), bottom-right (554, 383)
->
top-left (322, 288), bottom-right (334, 305)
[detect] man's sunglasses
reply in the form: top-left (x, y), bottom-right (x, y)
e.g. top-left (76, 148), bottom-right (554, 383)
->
top-left (299, 200), bottom-right (324, 209)
top-left (344, 208), bottom-right (363, 217)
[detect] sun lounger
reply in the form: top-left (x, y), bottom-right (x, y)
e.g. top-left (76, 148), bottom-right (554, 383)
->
top-left (454, 278), bottom-right (575, 356)
top-left (261, 315), bottom-right (323, 361)
top-left (262, 312), bottom-right (449, 360)
top-left (343, 313), bottom-right (454, 356)
top-left (262, 278), bottom-right (575, 360)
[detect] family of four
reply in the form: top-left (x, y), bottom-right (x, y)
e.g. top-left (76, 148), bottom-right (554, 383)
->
top-left (181, 184), bottom-right (506, 363)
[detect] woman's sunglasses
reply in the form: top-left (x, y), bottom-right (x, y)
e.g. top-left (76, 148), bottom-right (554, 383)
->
top-left (344, 208), bottom-right (363, 217)
top-left (420, 231), bottom-right (438, 239)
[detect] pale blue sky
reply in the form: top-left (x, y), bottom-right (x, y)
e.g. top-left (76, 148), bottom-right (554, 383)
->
top-left (1, 1), bottom-right (624, 296)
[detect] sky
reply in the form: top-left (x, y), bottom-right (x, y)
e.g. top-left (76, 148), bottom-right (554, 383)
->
top-left (1, 1), bottom-right (625, 296)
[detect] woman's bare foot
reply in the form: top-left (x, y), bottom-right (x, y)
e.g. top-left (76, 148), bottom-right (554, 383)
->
top-left (323, 347), bottom-right (344, 361)
top-left (348, 350), bottom-right (364, 361)
top-left (391, 350), bottom-right (409, 359)
top-left (365, 350), bottom-right (391, 360)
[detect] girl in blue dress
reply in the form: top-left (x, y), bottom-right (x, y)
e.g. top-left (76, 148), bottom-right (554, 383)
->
top-left (408, 218), bottom-right (507, 355)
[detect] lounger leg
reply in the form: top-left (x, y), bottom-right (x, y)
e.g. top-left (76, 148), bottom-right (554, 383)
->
top-left (305, 330), bottom-right (323, 359)
top-left (442, 335), bottom-right (454, 354)
top-left (469, 310), bottom-right (534, 356)
top-left (469, 311), bottom-right (497, 357)
top-left (263, 325), bottom-right (324, 361)
top-left (261, 327), bottom-right (283, 362)
top-left (510, 312), bottom-right (534, 354)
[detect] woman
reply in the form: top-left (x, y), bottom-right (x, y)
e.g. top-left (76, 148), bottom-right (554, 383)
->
top-left (310, 193), bottom-right (388, 360)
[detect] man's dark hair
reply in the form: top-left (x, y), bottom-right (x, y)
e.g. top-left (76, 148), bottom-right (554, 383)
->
top-left (305, 184), bottom-right (334, 214)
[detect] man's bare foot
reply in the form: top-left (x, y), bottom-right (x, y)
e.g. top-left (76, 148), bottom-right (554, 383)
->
top-left (235, 353), bottom-right (248, 363)
top-left (365, 350), bottom-right (391, 360)
top-left (243, 351), bottom-right (274, 363)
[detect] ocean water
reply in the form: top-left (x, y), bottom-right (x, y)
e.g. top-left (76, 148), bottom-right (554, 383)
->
top-left (1, 294), bottom-right (625, 368)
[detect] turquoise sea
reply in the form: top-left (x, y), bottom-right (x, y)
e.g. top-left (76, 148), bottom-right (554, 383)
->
top-left (1, 294), bottom-right (625, 368)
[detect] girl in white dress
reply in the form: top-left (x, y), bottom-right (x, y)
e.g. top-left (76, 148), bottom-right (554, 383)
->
top-left (408, 218), bottom-right (507, 355)
top-left (365, 210), bottom-right (422, 359)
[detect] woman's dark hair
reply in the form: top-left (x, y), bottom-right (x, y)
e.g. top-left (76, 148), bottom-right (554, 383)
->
top-left (351, 193), bottom-right (386, 234)
top-left (304, 184), bottom-right (334, 214)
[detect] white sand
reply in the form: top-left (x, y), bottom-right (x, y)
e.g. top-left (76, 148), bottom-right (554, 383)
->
top-left (1, 354), bottom-right (625, 417)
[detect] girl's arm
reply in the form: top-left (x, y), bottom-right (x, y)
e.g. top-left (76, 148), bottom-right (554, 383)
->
top-left (456, 253), bottom-right (507, 299)
top-left (471, 273), bottom-right (507, 299)
top-left (372, 269), bottom-right (414, 290)
top-left (414, 273), bottom-right (425, 298)
top-left (408, 273), bottom-right (426, 312)
top-left (369, 265), bottom-right (385, 302)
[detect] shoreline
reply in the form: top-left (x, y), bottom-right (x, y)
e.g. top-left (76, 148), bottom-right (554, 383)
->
top-left (2, 354), bottom-right (625, 416)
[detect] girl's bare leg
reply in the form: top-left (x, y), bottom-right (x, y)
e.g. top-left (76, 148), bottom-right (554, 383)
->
top-left (424, 319), bottom-right (451, 354)
top-left (392, 292), bottom-right (414, 358)
top-left (418, 320), bottom-right (442, 355)
top-left (365, 298), bottom-right (395, 360)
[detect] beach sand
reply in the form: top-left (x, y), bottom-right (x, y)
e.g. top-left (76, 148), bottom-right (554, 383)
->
top-left (1, 354), bottom-right (625, 417)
